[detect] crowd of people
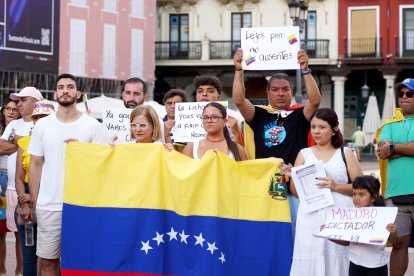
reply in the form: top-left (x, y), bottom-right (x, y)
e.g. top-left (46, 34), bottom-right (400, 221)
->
top-left (0, 49), bottom-right (411, 276)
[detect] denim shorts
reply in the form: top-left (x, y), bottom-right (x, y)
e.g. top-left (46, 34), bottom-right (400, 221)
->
top-left (0, 171), bottom-right (7, 197)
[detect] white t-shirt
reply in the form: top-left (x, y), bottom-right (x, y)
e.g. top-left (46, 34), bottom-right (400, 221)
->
top-left (28, 113), bottom-right (106, 211)
top-left (349, 242), bottom-right (388, 268)
top-left (1, 119), bottom-right (34, 190)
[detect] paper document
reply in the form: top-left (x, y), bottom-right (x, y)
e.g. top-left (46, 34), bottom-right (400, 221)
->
top-left (291, 161), bottom-right (334, 213)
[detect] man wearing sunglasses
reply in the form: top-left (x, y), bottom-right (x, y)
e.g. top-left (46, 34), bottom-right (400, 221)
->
top-left (377, 78), bottom-right (414, 276)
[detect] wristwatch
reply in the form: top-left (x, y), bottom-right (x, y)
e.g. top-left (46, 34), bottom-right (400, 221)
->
top-left (390, 144), bottom-right (395, 153)
top-left (7, 134), bottom-right (14, 143)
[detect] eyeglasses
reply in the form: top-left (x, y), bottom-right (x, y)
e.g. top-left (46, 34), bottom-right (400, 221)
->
top-left (4, 106), bottom-right (18, 113)
top-left (398, 90), bottom-right (414, 98)
top-left (201, 115), bottom-right (224, 123)
top-left (130, 123), bottom-right (151, 130)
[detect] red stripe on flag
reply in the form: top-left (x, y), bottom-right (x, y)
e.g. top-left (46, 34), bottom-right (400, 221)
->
top-left (62, 269), bottom-right (173, 276)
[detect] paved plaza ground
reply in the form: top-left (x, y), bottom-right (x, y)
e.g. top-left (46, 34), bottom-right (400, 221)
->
top-left (2, 155), bottom-right (414, 275)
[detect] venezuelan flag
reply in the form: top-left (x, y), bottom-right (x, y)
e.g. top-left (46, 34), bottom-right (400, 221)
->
top-left (287, 34), bottom-right (298, 45)
top-left (61, 143), bottom-right (293, 275)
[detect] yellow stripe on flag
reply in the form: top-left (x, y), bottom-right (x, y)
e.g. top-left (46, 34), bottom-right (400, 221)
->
top-left (64, 143), bottom-right (291, 223)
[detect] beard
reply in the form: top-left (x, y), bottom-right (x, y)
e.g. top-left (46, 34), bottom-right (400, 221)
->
top-left (57, 95), bottom-right (77, 107)
top-left (124, 100), bottom-right (139, 108)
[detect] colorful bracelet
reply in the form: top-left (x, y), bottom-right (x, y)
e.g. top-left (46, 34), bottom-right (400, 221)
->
top-left (301, 68), bottom-right (312, 76)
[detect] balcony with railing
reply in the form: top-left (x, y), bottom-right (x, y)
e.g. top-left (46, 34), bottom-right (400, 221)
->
top-left (343, 37), bottom-right (383, 63)
top-left (302, 39), bottom-right (330, 59)
top-left (394, 35), bottom-right (414, 62)
top-left (155, 41), bottom-right (202, 60)
top-left (156, 39), bottom-right (330, 61)
top-left (209, 41), bottom-right (241, 59)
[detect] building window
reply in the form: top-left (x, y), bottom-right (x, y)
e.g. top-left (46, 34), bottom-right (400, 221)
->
top-left (104, 0), bottom-right (117, 12)
top-left (131, 29), bottom-right (143, 77)
top-left (305, 11), bottom-right (316, 53)
top-left (344, 95), bottom-right (358, 118)
top-left (169, 14), bottom-right (189, 58)
top-left (103, 24), bottom-right (116, 77)
top-left (70, 0), bottom-right (86, 5)
top-left (131, 0), bottom-right (144, 17)
top-left (231, 12), bottom-right (251, 52)
top-left (402, 8), bottom-right (414, 56)
top-left (69, 19), bottom-right (86, 75)
top-left (349, 8), bottom-right (378, 57)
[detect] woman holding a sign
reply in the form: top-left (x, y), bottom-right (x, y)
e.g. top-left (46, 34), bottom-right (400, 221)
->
top-left (281, 108), bottom-right (363, 276)
top-left (182, 102), bottom-right (247, 161)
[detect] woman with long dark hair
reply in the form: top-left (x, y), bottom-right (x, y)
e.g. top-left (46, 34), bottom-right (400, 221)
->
top-left (182, 102), bottom-right (247, 161)
top-left (281, 108), bottom-right (363, 276)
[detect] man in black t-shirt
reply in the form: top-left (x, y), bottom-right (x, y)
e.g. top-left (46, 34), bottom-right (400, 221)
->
top-left (232, 48), bottom-right (321, 239)
top-left (232, 48), bottom-right (321, 164)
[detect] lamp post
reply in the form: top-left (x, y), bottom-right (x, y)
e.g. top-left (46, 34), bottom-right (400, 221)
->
top-left (288, 0), bottom-right (308, 104)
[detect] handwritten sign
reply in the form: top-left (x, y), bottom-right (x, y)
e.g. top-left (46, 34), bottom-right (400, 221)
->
top-left (315, 207), bottom-right (398, 246)
top-left (174, 101), bottom-right (228, 143)
top-left (102, 108), bottom-right (133, 144)
top-left (241, 26), bottom-right (300, 70)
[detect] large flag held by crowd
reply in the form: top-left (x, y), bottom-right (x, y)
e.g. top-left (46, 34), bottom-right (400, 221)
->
top-left (61, 143), bottom-right (293, 275)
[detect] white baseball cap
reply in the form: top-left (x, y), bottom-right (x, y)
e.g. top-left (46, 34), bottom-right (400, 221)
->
top-left (10, 87), bottom-right (44, 101)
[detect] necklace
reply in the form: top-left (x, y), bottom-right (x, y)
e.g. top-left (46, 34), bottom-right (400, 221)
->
top-left (206, 137), bottom-right (226, 143)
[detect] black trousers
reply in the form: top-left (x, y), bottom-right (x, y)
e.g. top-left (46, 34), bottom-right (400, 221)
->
top-left (349, 262), bottom-right (388, 276)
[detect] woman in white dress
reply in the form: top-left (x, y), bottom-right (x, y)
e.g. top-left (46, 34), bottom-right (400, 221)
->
top-left (182, 102), bottom-right (247, 161)
top-left (281, 108), bottom-right (363, 276)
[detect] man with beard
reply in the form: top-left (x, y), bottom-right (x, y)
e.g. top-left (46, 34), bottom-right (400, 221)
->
top-left (0, 86), bottom-right (43, 276)
top-left (122, 77), bottom-right (148, 108)
top-left (28, 73), bottom-right (106, 276)
top-left (163, 89), bottom-right (187, 151)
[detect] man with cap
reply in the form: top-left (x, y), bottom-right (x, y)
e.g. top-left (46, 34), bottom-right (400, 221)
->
top-left (377, 78), bottom-right (414, 276)
top-left (0, 86), bottom-right (43, 276)
top-left (15, 100), bottom-right (55, 276)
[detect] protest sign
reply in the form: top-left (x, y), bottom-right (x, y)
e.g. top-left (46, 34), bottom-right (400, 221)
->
top-left (102, 108), bottom-right (133, 144)
top-left (240, 26), bottom-right (300, 70)
top-left (174, 101), bottom-right (228, 143)
top-left (315, 207), bottom-right (398, 246)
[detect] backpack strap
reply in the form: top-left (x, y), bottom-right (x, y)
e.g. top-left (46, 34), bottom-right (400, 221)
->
top-left (341, 147), bottom-right (351, 184)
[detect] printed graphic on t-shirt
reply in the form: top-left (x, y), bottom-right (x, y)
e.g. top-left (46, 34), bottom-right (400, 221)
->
top-left (263, 121), bottom-right (286, 148)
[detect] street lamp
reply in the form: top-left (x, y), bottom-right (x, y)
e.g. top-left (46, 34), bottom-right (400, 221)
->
top-left (288, 0), bottom-right (308, 104)
top-left (361, 71), bottom-right (369, 102)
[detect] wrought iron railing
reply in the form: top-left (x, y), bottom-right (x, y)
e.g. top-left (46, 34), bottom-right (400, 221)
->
top-left (395, 35), bottom-right (414, 57)
top-left (344, 37), bottom-right (381, 58)
top-left (301, 39), bottom-right (329, 58)
top-left (155, 41), bottom-right (202, 60)
top-left (210, 41), bottom-right (241, 59)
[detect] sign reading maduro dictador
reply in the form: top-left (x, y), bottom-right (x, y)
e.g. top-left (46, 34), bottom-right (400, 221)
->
top-left (316, 207), bottom-right (397, 246)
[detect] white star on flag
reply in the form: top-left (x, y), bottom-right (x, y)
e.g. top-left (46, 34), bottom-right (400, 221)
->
top-left (179, 230), bottom-right (189, 244)
top-left (152, 231), bottom-right (164, 246)
top-left (194, 233), bottom-right (205, 247)
top-left (140, 240), bottom-right (153, 255)
top-left (166, 227), bottom-right (178, 241)
top-left (219, 252), bottom-right (226, 264)
top-left (206, 242), bottom-right (218, 255)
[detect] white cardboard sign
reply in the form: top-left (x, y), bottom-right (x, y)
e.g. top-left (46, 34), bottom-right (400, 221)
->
top-left (174, 101), bottom-right (228, 143)
top-left (240, 26), bottom-right (300, 70)
top-left (102, 108), bottom-right (133, 144)
top-left (315, 207), bottom-right (398, 246)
